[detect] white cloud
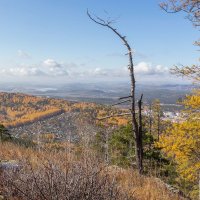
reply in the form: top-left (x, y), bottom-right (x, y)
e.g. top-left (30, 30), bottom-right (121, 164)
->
top-left (42, 59), bottom-right (68, 76)
top-left (0, 60), bottom-right (169, 80)
top-left (0, 59), bottom-right (69, 77)
top-left (134, 62), bottom-right (168, 75)
top-left (0, 67), bottom-right (44, 76)
top-left (96, 62), bottom-right (169, 78)
top-left (43, 59), bottom-right (61, 68)
top-left (89, 68), bottom-right (109, 76)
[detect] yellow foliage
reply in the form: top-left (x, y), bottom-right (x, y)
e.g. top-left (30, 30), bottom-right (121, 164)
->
top-left (158, 120), bottom-right (200, 181)
top-left (0, 92), bottom-right (130, 128)
top-left (183, 89), bottom-right (200, 109)
top-left (157, 90), bottom-right (200, 197)
top-left (0, 92), bottom-right (73, 127)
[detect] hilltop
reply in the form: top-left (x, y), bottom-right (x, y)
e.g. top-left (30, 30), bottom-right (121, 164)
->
top-left (0, 92), bottom-right (193, 200)
top-left (0, 92), bottom-right (129, 145)
top-left (0, 92), bottom-right (126, 126)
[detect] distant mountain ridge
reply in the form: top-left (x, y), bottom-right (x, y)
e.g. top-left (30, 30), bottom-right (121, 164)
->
top-left (0, 82), bottom-right (194, 104)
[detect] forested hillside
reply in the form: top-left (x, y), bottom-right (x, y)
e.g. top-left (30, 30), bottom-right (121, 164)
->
top-left (0, 92), bottom-right (70, 127)
top-left (0, 92), bottom-right (129, 128)
top-left (0, 91), bottom-right (197, 199)
top-left (0, 0), bottom-right (199, 199)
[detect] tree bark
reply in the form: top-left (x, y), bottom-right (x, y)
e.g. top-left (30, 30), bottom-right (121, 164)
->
top-left (137, 94), bottom-right (143, 174)
top-left (87, 10), bottom-right (144, 174)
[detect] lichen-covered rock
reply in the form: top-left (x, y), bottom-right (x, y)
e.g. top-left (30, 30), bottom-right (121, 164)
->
top-left (0, 160), bottom-right (20, 173)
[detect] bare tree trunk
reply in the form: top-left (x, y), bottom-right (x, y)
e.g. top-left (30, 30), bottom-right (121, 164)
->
top-left (87, 10), bottom-right (144, 174)
top-left (137, 94), bottom-right (143, 174)
top-left (157, 112), bottom-right (160, 141)
top-left (149, 103), bottom-right (153, 135)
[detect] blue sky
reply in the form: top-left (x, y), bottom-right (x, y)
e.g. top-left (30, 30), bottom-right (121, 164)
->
top-left (0, 0), bottom-right (199, 84)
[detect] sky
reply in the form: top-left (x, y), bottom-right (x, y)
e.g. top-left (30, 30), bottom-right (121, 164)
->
top-left (0, 0), bottom-right (199, 85)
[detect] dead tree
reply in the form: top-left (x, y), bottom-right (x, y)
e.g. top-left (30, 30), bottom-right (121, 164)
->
top-left (87, 10), bottom-right (144, 174)
top-left (147, 101), bottom-right (153, 136)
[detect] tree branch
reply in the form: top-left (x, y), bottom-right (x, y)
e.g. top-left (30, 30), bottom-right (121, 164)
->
top-left (87, 9), bottom-right (143, 174)
top-left (119, 96), bottom-right (132, 100)
top-left (111, 99), bottom-right (131, 106)
top-left (97, 113), bottom-right (131, 121)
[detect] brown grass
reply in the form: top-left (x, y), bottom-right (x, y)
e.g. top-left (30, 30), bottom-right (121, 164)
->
top-left (0, 142), bottom-right (185, 200)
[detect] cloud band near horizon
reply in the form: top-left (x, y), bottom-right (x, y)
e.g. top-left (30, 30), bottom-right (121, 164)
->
top-left (0, 59), bottom-right (169, 79)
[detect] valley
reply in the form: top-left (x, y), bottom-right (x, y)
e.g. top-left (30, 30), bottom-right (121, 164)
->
top-left (0, 91), bottom-right (194, 200)
top-left (0, 92), bottom-right (129, 145)
top-left (9, 112), bottom-right (80, 143)
top-left (0, 82), bottom-right (194, 105)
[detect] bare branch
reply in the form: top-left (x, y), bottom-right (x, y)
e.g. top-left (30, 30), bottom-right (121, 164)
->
top-left (138, 94), bottom-right (143, 103)
top-left (160, 0), bottom-right (200, 27)
top-left (87, 10), bottom-right (143, 174)
top-left (137, 93), bottom-right (144, 174)
top-left (111, 99), bottom-right (131, 106)
top-left (87, 10), bottom-right (132, 54)
top-left (171, 65), bottom-right (200, 82)
top-left (87, 10), bottom-right (108, 27)
top-left (119, 96), bottom-right (132, 100)
top-left (97, 113), bottom-right (132, 121)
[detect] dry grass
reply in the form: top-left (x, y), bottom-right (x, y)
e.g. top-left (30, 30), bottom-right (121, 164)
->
top-left (0, 142), bottom-right (185, 200)
top-left (108, 167), bottom-right (184, 200)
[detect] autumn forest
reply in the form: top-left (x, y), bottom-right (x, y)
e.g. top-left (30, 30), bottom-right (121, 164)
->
top-left (0, 0), bottom-right (200, 200)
